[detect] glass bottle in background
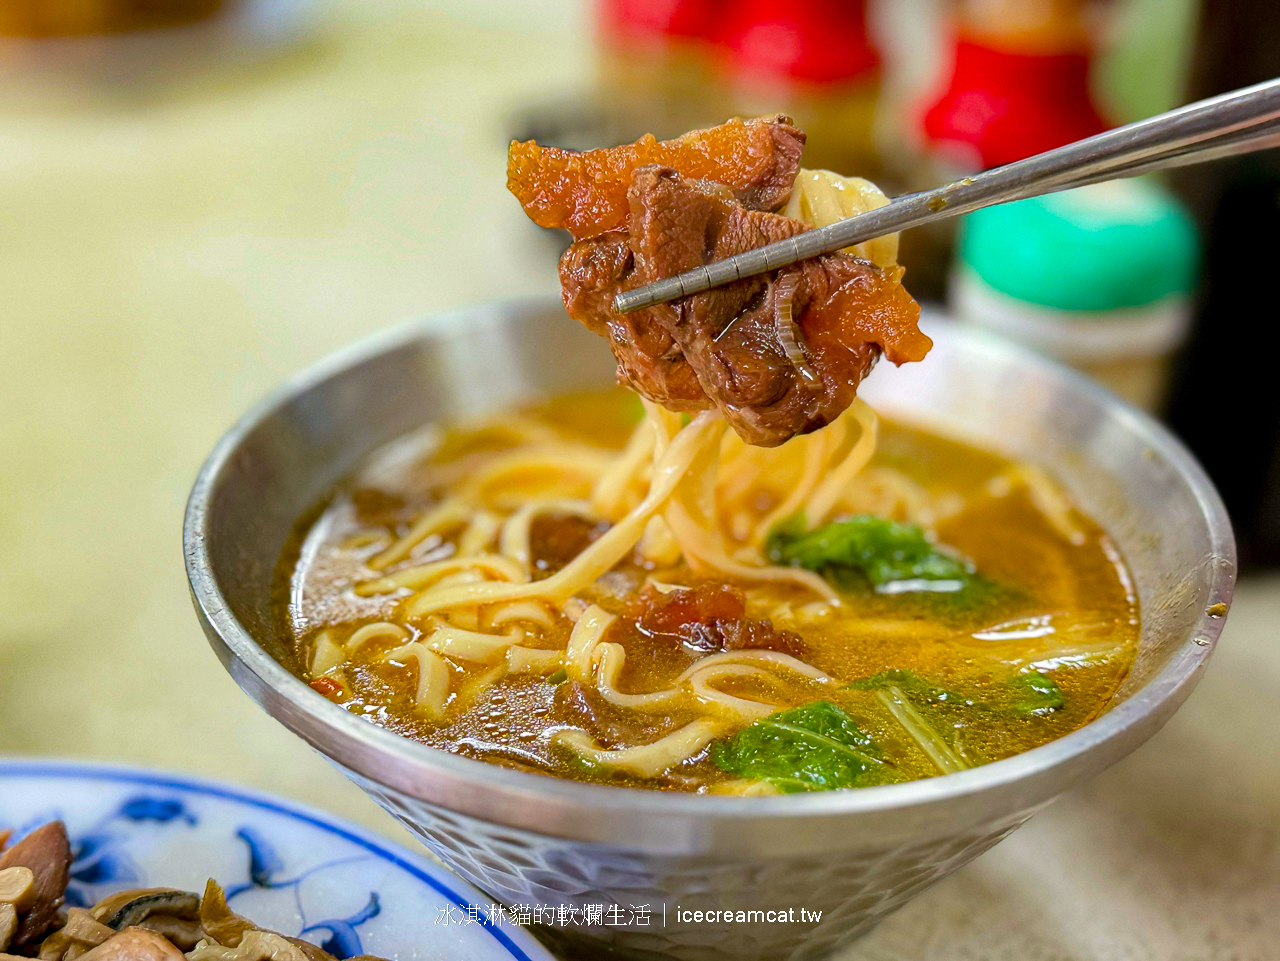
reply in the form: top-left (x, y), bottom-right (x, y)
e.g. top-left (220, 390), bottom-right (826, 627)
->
top-left (921, 0), bottom-right (1109, 169)
top-left (711, 0), bottom-right (884, 180)
top-left (1165, 0), bottom-right (1280, 571)
top-left (951, 180), bottom-right (1199, 412)
top-left (894, 0), bottom-right (1113, 301)
top-left (595, 0), bottom-right (724, 141)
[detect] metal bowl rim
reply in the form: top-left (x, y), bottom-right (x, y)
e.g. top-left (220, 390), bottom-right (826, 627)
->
top-left (183, 295), bottom-right (1236, 821)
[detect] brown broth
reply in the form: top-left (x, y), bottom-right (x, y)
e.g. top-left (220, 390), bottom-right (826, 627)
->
top-left (274, 391), bottom-right (1139, 793)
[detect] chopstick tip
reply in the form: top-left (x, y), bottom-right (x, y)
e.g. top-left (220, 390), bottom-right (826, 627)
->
top-left (613, 289), bottom-right (645, 314)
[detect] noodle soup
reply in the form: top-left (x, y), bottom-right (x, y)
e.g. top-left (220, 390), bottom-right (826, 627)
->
top-left (275, 390), bottom-right (1138, 795)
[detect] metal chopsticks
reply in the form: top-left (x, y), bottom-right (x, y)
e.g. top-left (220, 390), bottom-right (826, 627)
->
top-left (613, 77), bottom-right (1280, 315)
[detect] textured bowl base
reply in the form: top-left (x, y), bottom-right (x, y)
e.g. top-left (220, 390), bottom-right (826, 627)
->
top-left (350, 769), bottom-right (1038, 961)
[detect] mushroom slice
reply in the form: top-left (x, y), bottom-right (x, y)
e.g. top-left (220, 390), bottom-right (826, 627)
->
top-left (278, 936), bottom-right (334, 961)
top-left (63, 909), bottom-right (116, 943)
top-left (195, 885), bottom-right (333, 961)
top-left (1, 903), bottom-right (17, 952)
top-left (0, 822), bottom-right (72, 946)
top-left (135, 916), bottom-right (203, 952)
top-left (90, 890), bottom-right (200, 932)
top-left (76, 928), bottom-right (185, 961)
top-left (37, 908), bottom-right (117, 961)
top-left (196, 881), bottom-right (252, 949)
top-left (37, 925), bottom-right (74, 961)
top-left (187, 930), bottom-right (318, 961)
top-left (0, 867), bottom-right (36, 911)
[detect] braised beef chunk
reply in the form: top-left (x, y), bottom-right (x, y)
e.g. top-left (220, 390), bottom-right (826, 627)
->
top-left (511, 116), bottom-right (930, 446)
top-left (507, 115), bottom-right (805, 239)
top-left (560, 235), bottom-right (708, 411)
top-left (559, 166), bottom-right (928, 446)
top-left (631, 583), bottom-right (806, 658)
top-left (528, 512), bottom-right (610, 577)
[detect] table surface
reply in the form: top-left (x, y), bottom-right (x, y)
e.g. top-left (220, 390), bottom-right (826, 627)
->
top-left (1, 4), bottom-right (1276, 959)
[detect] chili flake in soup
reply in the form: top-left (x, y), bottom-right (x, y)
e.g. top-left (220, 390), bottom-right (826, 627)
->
top-left (274, 390), bottom-right (1139, 795)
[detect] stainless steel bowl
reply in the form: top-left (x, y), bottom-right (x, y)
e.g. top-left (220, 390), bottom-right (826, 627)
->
top-left (184, 297), bottom-right (1235, 961)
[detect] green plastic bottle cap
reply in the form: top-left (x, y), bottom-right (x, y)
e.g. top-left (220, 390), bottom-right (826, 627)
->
top-left (958, 179), bottom-right (1199, 312)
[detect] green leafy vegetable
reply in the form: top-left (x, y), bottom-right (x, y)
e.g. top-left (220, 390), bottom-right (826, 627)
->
top-left (711, 700), bottom-right (885, 793)
top-left (873, 685), bottom-right (970, 773)
top-left (845, 669), bottom-right (1064, 773)
top-left (847, 669), bottom-right (1064, 719)
top-left (1001, 672), bottom-right (1065, 717)
top-left (765, 514), bottom-right (972, 590)
top-left (847, 670), bottom-right (975, 772)
top-left (545, 668), bottom-right (568, 685)
top-left (899, 577), bottom-right (1013, 621)
top-left (847, 669), bottom-right (973, 707)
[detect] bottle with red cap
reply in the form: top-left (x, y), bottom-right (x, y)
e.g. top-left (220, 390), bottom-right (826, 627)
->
top-left (889, 0), bottom-right (1113, 300)
top-left (921, 0), bottom-right (1110, 170)
top-left (712, 0), bottom-right (885, 177)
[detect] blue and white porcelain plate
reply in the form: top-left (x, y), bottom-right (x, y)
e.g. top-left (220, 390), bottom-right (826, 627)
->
top-left (0, 760), bottom-right (554, 961)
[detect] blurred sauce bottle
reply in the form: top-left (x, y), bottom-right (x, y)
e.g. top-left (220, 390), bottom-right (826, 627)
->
top-left (920, 0), bottom-right (1109, 169)
top-left (0, 0), bottom-right (226, 36)
top-left (952, 180), bottom-right (1199, 412)
top-left (1165, 0), bottom-right (1280, 570)
top-left (595, 0), bottom-right (724, 140)
top-left (897, 0), bottom-right (1112, 300)
top-left (593, 0), bottom-right (883, 177)
top-left (712, 0), bottom-right (884, 179)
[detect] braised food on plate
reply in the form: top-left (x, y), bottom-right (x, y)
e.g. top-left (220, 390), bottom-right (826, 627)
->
top-left (0, 822), bottom-right (387, 961)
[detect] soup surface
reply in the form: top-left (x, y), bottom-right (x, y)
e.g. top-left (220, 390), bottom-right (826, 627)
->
top-left (276, 391), bottom-right (1139, 794)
